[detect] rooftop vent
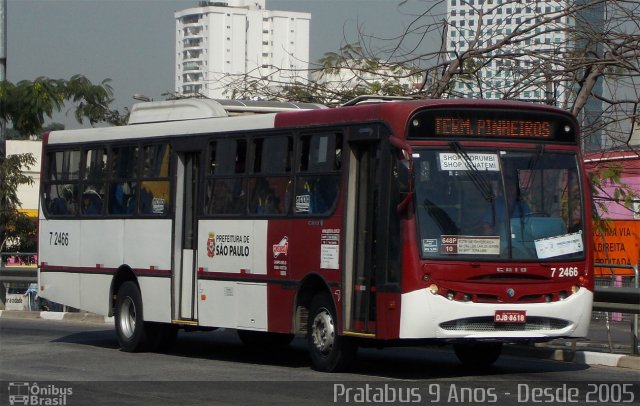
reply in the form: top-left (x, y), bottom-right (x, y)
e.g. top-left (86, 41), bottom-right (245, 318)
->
top-left (128, 99), bottom-right (228, 124)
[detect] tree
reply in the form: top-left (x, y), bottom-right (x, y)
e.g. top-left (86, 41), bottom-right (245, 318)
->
top-left (0, 153), bottom-right (37, 253)
top-left (292, 0), bottom-right (639, 215)
top-left (207, 43), bottom-right (423, 106)
top-left (0, 74), bottom-right (125, 139)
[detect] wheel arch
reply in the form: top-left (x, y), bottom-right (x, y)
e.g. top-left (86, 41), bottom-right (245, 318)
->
top-left (109, 265), bottom-right (138, 317)
top-left (293, 273), bottom-right (335, 335)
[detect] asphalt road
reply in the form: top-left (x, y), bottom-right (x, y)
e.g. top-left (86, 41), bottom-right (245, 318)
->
top-left (1, 318), bottom-right (638, 405)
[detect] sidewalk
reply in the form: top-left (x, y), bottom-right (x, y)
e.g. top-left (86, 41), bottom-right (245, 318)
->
top-left (1, 309), bottom-right (638, 370)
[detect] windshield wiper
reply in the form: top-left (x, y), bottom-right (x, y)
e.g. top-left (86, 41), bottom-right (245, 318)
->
top-left (523, 145), bottom-right (544, 193)
top-left (449, 142), bottom-right (495, 204)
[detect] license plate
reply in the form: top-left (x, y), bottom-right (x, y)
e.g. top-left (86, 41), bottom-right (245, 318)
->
top-left (494, 310), bottom-right (526, 323)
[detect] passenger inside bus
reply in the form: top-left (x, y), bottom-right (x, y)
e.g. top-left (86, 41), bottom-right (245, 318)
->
top-left (110, 182), bottom-right (136, 214)
top-left (250, 178), bottom-right (279, 214)
top-left (50, 185), bottom-right (77, 215)
top-left (82, 188), bottom-right (103, 215)
top-left (483, 176), bottom-right (531, 234)
top-left (295, 176), bottom-right (339, 214)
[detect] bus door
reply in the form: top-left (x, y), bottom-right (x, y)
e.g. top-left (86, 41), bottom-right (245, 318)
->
top-left (172, 149), bottom-right (201, 322)
top-left (344, 129), bottom-right (381, 336)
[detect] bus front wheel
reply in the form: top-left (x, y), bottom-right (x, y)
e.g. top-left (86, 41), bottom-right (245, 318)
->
top-left (115, 281), bottom-right (149, 352)
top-left (453, 342), bottom-right (502, 368)
top-left (307, 292), bottom-right (356, 372)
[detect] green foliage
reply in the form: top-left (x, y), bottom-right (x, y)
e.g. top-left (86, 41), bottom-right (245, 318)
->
top-left (0, 153), bottom-right (37, 252)
top-left (0, 75), bottom-right (119, 137)
top-left (588, 163), bottom-right (640, 220)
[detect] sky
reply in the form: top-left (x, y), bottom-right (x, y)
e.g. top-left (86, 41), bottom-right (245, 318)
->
top-left (6, 0), bottom-right (441, 128)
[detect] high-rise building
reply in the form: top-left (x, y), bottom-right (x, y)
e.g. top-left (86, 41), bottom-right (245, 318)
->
top-left (444, 0), bottom-right (605, 150)
top-left (445, 0), bottom-right (571, 103)
top-left (175, 1), bottom-right (310, 99)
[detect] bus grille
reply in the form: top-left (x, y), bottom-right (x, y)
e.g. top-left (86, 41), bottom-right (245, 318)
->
top-left (440, 316), bottom-right (569, 332)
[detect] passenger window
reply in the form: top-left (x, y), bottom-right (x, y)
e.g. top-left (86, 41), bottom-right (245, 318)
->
top-left (81, 148), bottom-right (107, 216)
top-left (248, 177), bottom-right (290, 215)
top-left (142, 144), bottom-right (171, 178)
top-left (139, 144), bottom-right (171, 215)
top-left (298, 133), bottom-right (342, 172)
top-left (209, 138), bottom-right (246, 175)
top-left (253, 136), bottom-right (293, 174)
top-left (49, 150), bottom-right (81, 181)
top-left (206, 178), bottom-right (246, 215)
top-left (81, 184), bottom-right (105, 216)
top-left (140, 181), bottom-right (170, 215)
top-left (111, 146), bottom-right (138, 178)
top-left (108, 182), bottom-right (137, 215)
top-left (294, 175), bottom-right (340, 215)
top-left (45, 184), bottom-right (78, 216)
top-left (109, 146), bottom-right (138, 215)
top-left (294, 132), bottom-right (342, 215)
top-left (83, 148), bottom-right (107, 180)
top-left (205, 138), bottom-right (247, 215)
top-left (44, 150), bottom-right (81, 216)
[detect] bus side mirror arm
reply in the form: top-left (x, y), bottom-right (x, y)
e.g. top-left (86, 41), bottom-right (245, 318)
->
top-left (397, 191), bottom-right (414, 213)
top-left (389, 136), bottom-right (414, 213)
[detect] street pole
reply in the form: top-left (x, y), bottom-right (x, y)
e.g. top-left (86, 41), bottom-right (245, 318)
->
top-left (0, 0), bottom-right (7, 159)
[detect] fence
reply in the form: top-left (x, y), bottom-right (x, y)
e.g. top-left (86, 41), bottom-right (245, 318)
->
top-left (593, 263), bottom-right (639, 355)
top-left (1, 252), bottom-right (638, 354)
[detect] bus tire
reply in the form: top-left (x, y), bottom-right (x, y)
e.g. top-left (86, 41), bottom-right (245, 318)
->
top-left (307, 292), bottom-right (356, 372)
top-left (237, 330), bottom-right (295, 348)
top-left (453, 342), bottom-right (502, 368)
top-left (115, 281), bottom-right (149, 352)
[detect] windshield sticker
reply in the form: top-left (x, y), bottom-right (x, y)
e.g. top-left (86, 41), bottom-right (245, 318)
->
top-left (439, 153), bottom-right (500, 171)
top-left (422, 239), bottom-right (438, 253)
top-left (535, 232), bottom-right (584, 259)
top-left (441, 235), bottom-right (500, 255)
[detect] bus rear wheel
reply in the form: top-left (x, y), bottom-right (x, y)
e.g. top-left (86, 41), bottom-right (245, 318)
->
top-left (453, 342), bottom-right (502, 368)
top-left (307, 292), bottom-right (356, 372)
top-left (115, 281), bottom-right (150, 352)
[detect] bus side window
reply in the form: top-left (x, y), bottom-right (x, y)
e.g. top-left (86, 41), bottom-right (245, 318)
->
top-left (206, 139), bottom-right (247, 215)
top-left (294, 132), bottom-right (341, 216)
top-left (109, 182), bottom-right (136, 214)
top-left (140, 144), bottom-right (171, 215)
top-left (294, 175), bottom-right (339, 214)
top-left (47, 184), bottom-right (78, 215)
top-left (247, 135), bottom-right (292, 216)
top-left (44, 150), bottom-right (81, 216)
top-left (109, 146), bottom-right (138, 215)
top-left (139, 181), bottom-right (170, 215)
top-left (81, 148), bottom-right (107, 216)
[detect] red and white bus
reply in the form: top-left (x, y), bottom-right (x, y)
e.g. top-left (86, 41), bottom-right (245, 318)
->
top-left (38, 97), bottom-right (594, 372)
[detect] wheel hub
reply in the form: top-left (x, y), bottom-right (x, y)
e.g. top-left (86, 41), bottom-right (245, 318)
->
top-left (119, 296), bottom-right (136, 338)
top-left (311, 308), bottom-right (335, 355)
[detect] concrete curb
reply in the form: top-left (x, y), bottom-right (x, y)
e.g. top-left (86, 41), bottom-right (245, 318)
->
top-left (1, 310), bottom-right (637, 370)
top-left (0, 310), bottom-right (114, 324)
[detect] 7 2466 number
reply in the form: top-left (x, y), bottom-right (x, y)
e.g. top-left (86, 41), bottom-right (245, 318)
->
top-left (49, 232), bottom-right (69, 246)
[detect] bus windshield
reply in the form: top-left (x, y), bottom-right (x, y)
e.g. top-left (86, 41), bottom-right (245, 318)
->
top-left (414, 147), bottom-right (584, 261)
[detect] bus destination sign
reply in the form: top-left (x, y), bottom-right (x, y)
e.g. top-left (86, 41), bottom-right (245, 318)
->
top-left (408, 108), bottom-right (578, 144)
top-left (435, 117), bottom-right (550, 138)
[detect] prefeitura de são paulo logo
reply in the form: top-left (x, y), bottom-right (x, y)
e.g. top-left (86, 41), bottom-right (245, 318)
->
top-left (8, 382), bottom-right (73, 405)
top-left (207, 232), bottom-right (216, 258)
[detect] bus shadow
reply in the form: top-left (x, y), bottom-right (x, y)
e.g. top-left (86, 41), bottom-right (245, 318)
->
top-left (52, 329), bottom-right (120, 349)
top-left (53, 328), bottom-right (590, 379)
top-left (168, 330), bottom-right (312, 369)
top-left (347, 346), bottom-right (591, 380)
